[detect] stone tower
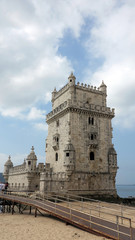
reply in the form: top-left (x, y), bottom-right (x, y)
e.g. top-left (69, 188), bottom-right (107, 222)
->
top-left (3, 156), bottom-right (13, 182)
top-left (40, 73), bottom-right (118, 197)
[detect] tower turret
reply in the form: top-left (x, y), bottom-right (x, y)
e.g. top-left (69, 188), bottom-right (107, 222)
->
top-left (99, 80), bottom-right (107, 106)
top-left (99, 80), bottom-right (107, 94)
top-left (26, 146), bottom-right (37, 172)
top-left (52, 87), bottom-right (57, 106)
top-left (3, 155), bottom-right (13, 182)
top-left (68, 72), bottom-right (76, 86)
top-left (64, 139), bottom-right (75, 175)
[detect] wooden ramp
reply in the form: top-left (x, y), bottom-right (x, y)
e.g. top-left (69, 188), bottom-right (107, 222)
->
top-left (0, 193), bottom-right (134, 240)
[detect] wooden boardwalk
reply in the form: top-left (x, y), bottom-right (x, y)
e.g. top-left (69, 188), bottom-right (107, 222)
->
top-left (0, 193), bottom-right (135, 240)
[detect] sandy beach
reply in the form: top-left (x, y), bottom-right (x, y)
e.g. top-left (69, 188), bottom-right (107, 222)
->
top-left (0, 212), bottom-right (110, 240)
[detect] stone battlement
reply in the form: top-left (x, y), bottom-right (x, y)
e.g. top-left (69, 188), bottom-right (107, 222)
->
top-left (9, 164), bottom-right (26, 174)
top-left (52, 82), bottom-right (103, 101)
top-left (52, 83), bottom-right (69, 100)
top-left (46, 100), bottom-right (115, 121)
top-left (76, 82), bottom-right (102, 94)
top-left (40, 172), bottom-right (67, 181)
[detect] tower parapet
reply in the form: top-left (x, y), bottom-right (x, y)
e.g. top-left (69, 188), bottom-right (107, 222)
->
top-left (44, 72), bottom-right (118, 197)
top-left (3, 156), bottom-right (13, 182)
top-left (26, 146), bottom-right (37, 171)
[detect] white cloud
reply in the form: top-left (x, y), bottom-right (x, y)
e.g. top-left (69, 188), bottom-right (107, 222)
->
top-left (27, 107), bottom-right (45, 120)
top-left (34, 123), bottom-right (48, 131)
top-left (84, 1), bottom-right (135, 128)
top-left (0, 0), bottom-right (135, 129)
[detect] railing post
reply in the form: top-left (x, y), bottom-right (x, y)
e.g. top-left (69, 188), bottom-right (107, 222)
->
top-left (12, 202), bottom-right (14, 215)
top-left (70, 208), bottom-right (72, 220)
top-left (81, 197), bottom-right (83, 211)
top-left (129, 219), bottom-right (132, 240)
top-left (35, 208), bottom-right (37, 217)
top-left (121, 204), bottom-right (123, 224)
top-left (29, 206), bottom-right (31, 214)
top-left (116, 216), bottom-right (119, 240)
top-left (55, 198), bottom-right (56, 214)
top-left (99, 201), bottom-right (100, 217)
top-left (89, 209), bottom-right (91, 228)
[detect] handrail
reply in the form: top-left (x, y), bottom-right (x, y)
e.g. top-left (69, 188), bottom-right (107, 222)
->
top-left (0, 192), bottom-right (133, 240)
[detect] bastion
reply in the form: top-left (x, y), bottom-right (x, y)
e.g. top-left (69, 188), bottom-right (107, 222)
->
top-left (3, 73), bottom-right (118, 197)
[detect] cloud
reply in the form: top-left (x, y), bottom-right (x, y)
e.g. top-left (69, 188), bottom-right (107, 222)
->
top-left (27, 107), bottom-right (46, 120)
top-left (34, 123), bottom-right (48, 131)
top-left (84, 0), bottom-right (135, 128)
top-left (0, 0), bottom-right (135, 129)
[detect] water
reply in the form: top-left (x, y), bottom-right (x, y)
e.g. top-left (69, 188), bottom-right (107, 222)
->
top-left (116, 185), bottom-right (135, 198)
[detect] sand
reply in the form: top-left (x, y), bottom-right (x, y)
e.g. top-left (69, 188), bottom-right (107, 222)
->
top-left (0, 212), bottom-right (109, 240)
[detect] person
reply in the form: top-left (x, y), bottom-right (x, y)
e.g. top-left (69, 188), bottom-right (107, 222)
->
top-left (0, 182), bottom-right (5, 193)
top-left (4, 182), bottom-right (8, 194)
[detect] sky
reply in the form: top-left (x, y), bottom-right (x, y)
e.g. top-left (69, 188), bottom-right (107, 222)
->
top-left (0, 0), bottom-right (135, 184)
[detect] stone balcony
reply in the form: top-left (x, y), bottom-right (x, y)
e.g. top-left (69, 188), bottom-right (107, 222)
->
top-left (46, 100), bottom-right (115, 122)
top-left (86, 139), bottom-right (98, 148)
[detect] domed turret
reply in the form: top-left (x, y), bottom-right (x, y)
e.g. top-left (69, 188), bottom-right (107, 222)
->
top-left (64, 140), bottom-right (75, 175)
top-left (26, 146), bottom-right (37, 171)
top-left (4, 155), bottom-right (13, 168)
top-left (52, 87), bottom-right (57, 103)
top-left (68, 72), bottom-right (76, 86)
top-left (99, 80), bottom-right (107, 94)
top-left (108, 145), bottom-right (117, 169)
top-left (65, 141), bottom-right (75, 152)
top-left (3, 155), bottom-right (13, 181)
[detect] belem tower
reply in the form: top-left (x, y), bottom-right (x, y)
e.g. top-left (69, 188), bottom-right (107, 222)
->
top-left (3, 73), bottom-right (118, 197)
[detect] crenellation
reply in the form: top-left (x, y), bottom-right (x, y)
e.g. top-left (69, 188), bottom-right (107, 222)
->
top-left (52, 83), bottom-right (69, 101)
top-left (3, 72), bottom-right (118, 198)
top-left (46, 100), bottom-right (115, 122)
top-left (43, 73), bottom-right (118, 197)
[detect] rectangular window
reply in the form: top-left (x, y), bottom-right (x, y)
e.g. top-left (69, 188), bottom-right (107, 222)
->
top-left (66, 152), bottom-right (69, 157)
top-left (56, 120), bottom-right (59, 127)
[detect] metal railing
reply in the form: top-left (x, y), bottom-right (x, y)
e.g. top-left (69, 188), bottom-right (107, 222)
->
top-left (1, 191), bottom-right (134, 240)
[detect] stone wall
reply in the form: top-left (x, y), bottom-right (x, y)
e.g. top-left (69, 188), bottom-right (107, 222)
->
top-left (43, 74), bottom-right (118, 197)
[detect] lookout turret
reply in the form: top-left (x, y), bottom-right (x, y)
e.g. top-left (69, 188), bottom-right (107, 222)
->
top-left (43, 73), bottom-right (118, 197)
top-left (26, 146), bottom-right (37, 171)
top-left (3, 155), bottom-right (13, 182)
top-left (68, 72), bottom-right (76, 86)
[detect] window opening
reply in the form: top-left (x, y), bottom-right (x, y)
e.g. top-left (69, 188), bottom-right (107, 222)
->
top-left (91, 134), bottom-right (94, 140)
top-left (88, 117), bottom-right (94, 125)
top-left (28, 161), bottom-right (31, 165)
top-left (56, 120), bottom-right (59, 127)
top-left (90, 152), bottom-right (94, 160)
top-left (66, 152), bottom-right (69, 157)
top-left (56, 153), bottom-right (58, 161)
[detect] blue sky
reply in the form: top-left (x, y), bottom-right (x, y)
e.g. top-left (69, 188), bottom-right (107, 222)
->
top-left (0, 0), bottom-right (135, 184)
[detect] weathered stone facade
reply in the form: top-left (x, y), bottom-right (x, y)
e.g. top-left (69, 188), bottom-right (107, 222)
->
top-left (40, 73), bottom-right (118, 197)
top-left (3, 73), bottom-right (118, 197)
top-left (3, 147), bottom-right (44, 191)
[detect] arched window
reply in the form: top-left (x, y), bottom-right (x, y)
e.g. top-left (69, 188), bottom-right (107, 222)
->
top-left (88, 117), bottom-right (94, 125)
top-left (56, 153), bottom-right (58, 161)
top-left (90, 152), bottom-right (94, 160)
top-left (91, 134), bottom-right (94, 140)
